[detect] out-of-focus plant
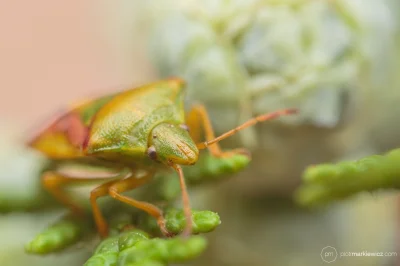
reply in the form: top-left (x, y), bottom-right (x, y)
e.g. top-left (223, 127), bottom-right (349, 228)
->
top-left (83, 209), bottom-right (219, 266)
top-left (148, 0), bottom-right (397, 147)
top-left (0, 132), bottom-right (53, 211)
top-left (25, 213), bottom-right (91, 255)
top-left (85, 229), bottom-right (207, 266)
top-left (25, 208), bottom-right (220, 266)
top-left (145, 2), bottom-right (400, 265)
top-left (295, 148), bottom-right (400, 207)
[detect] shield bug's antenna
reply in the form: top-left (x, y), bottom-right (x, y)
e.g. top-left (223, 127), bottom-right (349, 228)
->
top-left (196, 108), bottom-right (298, 149)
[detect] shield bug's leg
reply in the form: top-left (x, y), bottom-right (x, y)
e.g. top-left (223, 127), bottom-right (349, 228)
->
top-left (107, 173), bottom-right (173, 237)
top-left (187, 104), bottom-right (297, 157)
top-left (171, 164), bottom-right (193, 237)
top-left (42, 170), bottom-right (129, 237)
top-left (185, 105), bottom-right (203, 144)
top-left (41, 171), bottom-right (87, 215)
top-left (186, 104), bottom-right (250, 158)
top-left (89, 178), bottom-right (126, 237)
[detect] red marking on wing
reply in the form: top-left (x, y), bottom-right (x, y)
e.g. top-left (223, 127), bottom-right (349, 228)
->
top-left (54, 112), bottom-right (88, 148)
top-left (28, 111), bottom-right (89, 150)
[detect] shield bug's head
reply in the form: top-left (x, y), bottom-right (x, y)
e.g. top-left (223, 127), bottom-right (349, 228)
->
top-left (147, 123), bottom-right (199, 166)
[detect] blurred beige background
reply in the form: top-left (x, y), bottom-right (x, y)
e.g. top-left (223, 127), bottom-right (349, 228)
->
top-left (0, 2), bottom-right (154, 264)
top-left (0, 0), bottom-right (153, 128)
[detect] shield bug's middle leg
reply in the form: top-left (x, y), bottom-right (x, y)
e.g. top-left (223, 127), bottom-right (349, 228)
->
top-left (107, 173), bottom-right (173, 237)
top-left (90, 178), bottom-right (126, 237)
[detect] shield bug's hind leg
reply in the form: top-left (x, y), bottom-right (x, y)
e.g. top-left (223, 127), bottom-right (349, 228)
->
top-left (41, 171), bottom-right (87, 215)
top-left (107, 172), bottom-right (172, 237)
top-left (41, 169), bottom-right (129, 237)
top-left (187, 104), bottom-right (297, 157)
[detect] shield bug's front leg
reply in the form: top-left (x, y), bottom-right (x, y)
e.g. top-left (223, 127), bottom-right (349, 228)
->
top-left (186, 104), bottom-right (249, 158)
top-left (187, 104), bottom-right (297, 157)
top-left (107, 173), bottom-right (173, 237)
top-left (171, 164), bottom-right (193, 237)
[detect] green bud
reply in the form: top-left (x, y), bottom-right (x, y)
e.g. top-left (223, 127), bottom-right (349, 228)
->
top-left (295, 148), bottom-right (400, 206)
top-left (165, 209), bottom-right (221, 234)
top-left (84, 253), bottom-right (118, 266)
top-left (25, 215), bottom-right (86, 254)
top-left (166, 236), bottom-right (207, 262)
top-left (94, 236), bottom-right (120, 255)
top-left (118, 230), bottom-right (150, 252)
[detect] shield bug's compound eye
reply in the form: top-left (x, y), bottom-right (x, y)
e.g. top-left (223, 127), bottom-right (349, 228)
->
top-left (180, 124), bottom-right (189, 132)
top-left (147, 146), bottom-right (158, 161)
